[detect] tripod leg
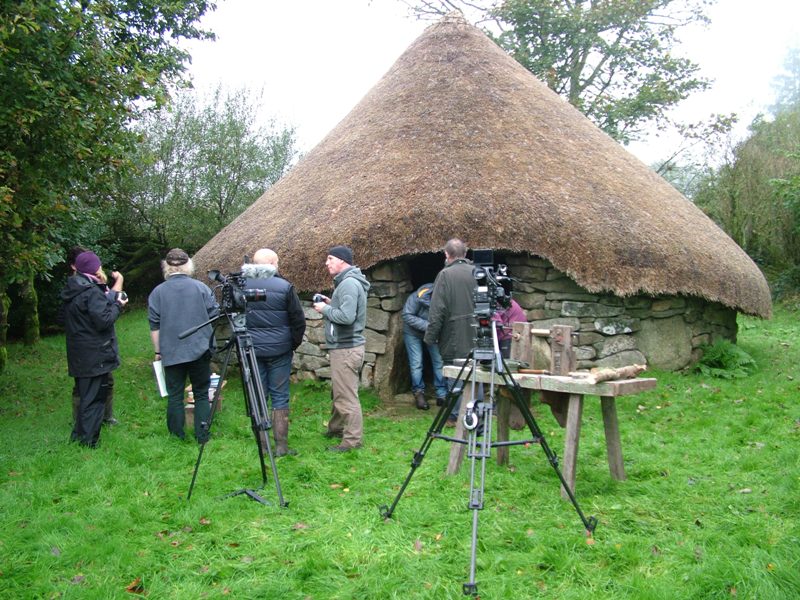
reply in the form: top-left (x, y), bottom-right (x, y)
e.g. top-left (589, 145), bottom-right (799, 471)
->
top-left (464, 399), bottom-right (493, 597)
top-left (187, 337), bottom-right (236, 501)
top-left (237, 335), bottom-right (287, 507)
top-left (379, 362), bottom-right (472, 519)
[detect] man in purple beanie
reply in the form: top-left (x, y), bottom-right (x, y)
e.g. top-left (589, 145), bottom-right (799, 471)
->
top-left (60, 251), bottom-right (128, 447)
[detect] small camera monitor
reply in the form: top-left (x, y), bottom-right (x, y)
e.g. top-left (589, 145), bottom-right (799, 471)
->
top-left (472, 248), bottom-right (494, 267)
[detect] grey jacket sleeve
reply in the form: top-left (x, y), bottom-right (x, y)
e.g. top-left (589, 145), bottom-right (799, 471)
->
top-left (323, 278), bottom-right (359, 325)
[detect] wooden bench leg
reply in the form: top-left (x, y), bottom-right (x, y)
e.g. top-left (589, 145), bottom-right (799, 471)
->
top-left (560, 393), bottom-right (583, 500)
top-left (446, 383), bottom-right (473, 475)
top-left (496, 390), bottom-right (510, 466)
top-left (601, 396), bottom-right (626, 480)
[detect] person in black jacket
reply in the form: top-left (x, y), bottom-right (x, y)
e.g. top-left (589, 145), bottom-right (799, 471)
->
top-left (243, 249), bottom-right (306, 456)
top-left (60, 251), bottom-right (128, 447)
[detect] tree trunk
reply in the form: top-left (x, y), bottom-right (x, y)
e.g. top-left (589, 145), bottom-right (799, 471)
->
top-left (0, 280), bottom-right (9, 373)
top-left (19, 269), bottom-right (39, 346)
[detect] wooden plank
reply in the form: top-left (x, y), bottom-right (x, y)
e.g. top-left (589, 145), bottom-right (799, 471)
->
top-left (560, 393), bottom-right (583, 500)
top-left (442, 365), bottom-right (656, 397)
top-left (495, 390), bottom-right (510, 466)
top-left (601, 396), bottom-right (626, 480)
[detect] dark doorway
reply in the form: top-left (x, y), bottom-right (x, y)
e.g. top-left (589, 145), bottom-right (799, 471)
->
top-left (407, 252), bottom-right (444, 289)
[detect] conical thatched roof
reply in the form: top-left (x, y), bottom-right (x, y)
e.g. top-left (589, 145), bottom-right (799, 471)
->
top-left (194, 13), bottom-right (771, 318)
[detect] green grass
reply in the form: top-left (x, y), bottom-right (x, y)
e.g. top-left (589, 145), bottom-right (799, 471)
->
top-left (1, 307), bottom-right (799, 599)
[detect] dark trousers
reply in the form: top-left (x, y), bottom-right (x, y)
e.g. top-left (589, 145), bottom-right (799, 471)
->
top-left (70, 373), bottom-right (110, 448)
top-left (164, 355), bottom-right (211, 441)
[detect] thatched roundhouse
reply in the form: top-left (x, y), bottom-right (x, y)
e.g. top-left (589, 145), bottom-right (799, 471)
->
top-left (194, 13), bottom-right (771, 400)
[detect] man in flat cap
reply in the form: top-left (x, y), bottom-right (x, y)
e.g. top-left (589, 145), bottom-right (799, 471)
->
top-left (148, 248), bottom-right (219, 442)
top-left (60, 250), bottom-right (128, 447)
top-left (312, 245), bottom-right (370, 452)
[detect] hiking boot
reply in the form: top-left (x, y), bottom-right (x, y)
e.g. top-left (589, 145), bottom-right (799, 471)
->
top-left (414, 391), bottom-right (429, 410)
top-left (272, 409), bottom-right (298, 457)
top-left (327, 444), bottom-right (360, 453)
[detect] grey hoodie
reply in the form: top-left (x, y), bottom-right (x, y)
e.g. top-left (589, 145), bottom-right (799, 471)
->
top-left (321, 266), bottom-right (370, 349)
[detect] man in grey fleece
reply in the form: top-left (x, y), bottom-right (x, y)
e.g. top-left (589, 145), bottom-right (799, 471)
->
top-left (148, 248), bottom-right (219, 442)
top-left (312, 245), bottom-right (370, 452)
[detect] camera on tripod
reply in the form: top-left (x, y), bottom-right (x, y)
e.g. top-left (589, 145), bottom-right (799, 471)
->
top-left (471, 249), bottom-right (512, 318)
top-left (207, 269), bottom-right (266, 312)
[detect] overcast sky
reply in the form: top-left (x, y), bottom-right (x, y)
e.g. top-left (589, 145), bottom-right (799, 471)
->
top-left (185, 0), bottom-right (800, 165)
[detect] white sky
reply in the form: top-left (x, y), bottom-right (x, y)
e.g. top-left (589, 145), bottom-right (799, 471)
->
top-left (185, 0), bottom-right (800, 165)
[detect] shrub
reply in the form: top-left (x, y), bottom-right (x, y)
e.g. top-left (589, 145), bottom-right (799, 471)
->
top-left (695, 338), bottom-right (757, 378)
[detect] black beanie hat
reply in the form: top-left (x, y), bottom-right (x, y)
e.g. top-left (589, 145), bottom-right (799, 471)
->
top-left (328, 245), bottom-right (353, 265)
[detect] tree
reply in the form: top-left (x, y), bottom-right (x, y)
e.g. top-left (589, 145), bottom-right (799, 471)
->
top-left (404, 0), bottom-right (714, 143)
top-left (107, 86), bottom-right (297, 291)
top-left (694, 105), bottom-right (800, 282)
top-left (0, 1), bottom-right (214, 369)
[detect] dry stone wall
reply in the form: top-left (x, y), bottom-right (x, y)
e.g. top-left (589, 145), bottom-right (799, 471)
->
top-left (291, 254), bottom-right (738, 395)
top-left (504, 255), bottom-right (737, 371)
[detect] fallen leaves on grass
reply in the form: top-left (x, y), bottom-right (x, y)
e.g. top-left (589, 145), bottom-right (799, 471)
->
top-left (126, 577), bottom-right (145, 594)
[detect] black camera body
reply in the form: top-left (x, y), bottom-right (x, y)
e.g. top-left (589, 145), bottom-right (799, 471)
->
top-left (471, 249), bottom-right (512, 318)
top-left (471, 249), bottom-right (513, 359)
top-left (312, 293), bottom-right (325, 303)
top-left (207, 269), bottom-right (266, 312)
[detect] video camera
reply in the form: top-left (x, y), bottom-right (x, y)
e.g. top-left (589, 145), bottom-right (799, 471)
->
top-left (471, 249), bottom-right (512, 317)
top-left (207, 269), bottom-right (266, 313)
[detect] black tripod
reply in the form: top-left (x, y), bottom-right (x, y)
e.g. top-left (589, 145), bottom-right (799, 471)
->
top-left (380, 320), bottom-right (597, 596)
top-left (181, 310), bottom-right (287, 507)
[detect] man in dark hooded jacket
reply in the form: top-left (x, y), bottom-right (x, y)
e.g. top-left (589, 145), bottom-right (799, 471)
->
top-left (243, 248), bottom-right (306, 456)
top-left (61, 251), bottom-right (128, 447)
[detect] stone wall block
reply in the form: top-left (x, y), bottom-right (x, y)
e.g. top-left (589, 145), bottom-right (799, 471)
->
top-left (304, 323), bottom-right (327, 345)
top-left (297, 341), bottom-right (325, 357)
top-left (298, 354), bottom-right (329, 371)
top-left (623, 297), bottom-right (652, 309)
top-left (314, 367), bottom-right (331, 379)
top-left (546, 292), bottom-right (599, 302)
top-left (594, 317), bottom-right (640, 335)
top-left (562, 301), bottom-right (624, 318)
top-left (365, 329), bottom-right (388, 354)
top-left (512, 292), bottom-right (546, 309)
top-left (597, 334), bottom-right (637, 358)
top-left (380, 296), bottom-right (405, 311)
top-left (530, 316), bottom-right (581, 330)
top-left (366, 307), bottom-right (391, 332)
top-left (369, 281), bottom-right (399, 298)
top-left (367, 296), bottom-right (382, 308)
top-left (650, 308), bottom-right (686, 319)
top-left (526, 308), bottom-right (561, 320)
top-left (634, 315), bottom-right (692, 370)
top-left (575, 346), bottom-right (597, 360)
top-left (592, 349), bottom-right (647, 369)
top-left (303, 305), bottom-right (323, 320)
top-left (577, 331), bottom-right (604, 345)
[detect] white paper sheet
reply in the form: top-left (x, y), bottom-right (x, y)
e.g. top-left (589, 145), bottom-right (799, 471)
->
top-left (152, 360), bottom-right (168, 397)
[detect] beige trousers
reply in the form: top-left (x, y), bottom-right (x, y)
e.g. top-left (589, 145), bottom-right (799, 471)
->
top-left (327, 345), bottom-right (365, 448)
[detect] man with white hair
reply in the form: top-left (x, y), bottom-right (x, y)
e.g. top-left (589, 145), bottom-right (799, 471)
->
top-left (148, 248), bottom-right (219, 442)
top-left (242, 248), bottom-right (306, 456)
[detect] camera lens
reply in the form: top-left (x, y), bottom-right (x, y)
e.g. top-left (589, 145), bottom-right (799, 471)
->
top-left (118, 291), bottom-right (128, 302)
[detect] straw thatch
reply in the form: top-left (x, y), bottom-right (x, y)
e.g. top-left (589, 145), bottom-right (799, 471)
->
top-left (194, 12), bottom-right (771, 318)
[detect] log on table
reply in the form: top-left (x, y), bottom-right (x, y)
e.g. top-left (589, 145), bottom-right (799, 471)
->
top-left (570, 364), bottom-right (647, 385)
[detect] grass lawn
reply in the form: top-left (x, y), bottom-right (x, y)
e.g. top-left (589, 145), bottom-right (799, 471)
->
top-left (1, 306), bottom-right (799, 599)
